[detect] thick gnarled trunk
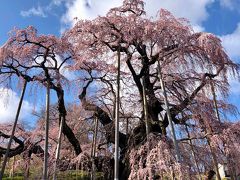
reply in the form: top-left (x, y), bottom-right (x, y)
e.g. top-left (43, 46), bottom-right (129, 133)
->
top-left (55, 84), bottom-right (82, 155)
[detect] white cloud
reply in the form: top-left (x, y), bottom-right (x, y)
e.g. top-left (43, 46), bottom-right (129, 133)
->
top-left (61, 0), bottom-right (122, 27)
top-left (219, 23), bottom-right (240, 97)
top-left (0, 88), bottom-right (33, 124)
top-left (144, 0), bottom-right (214, 32)
top-left (51, 0), bottom-right (68, 6)
top-left (20, 5), bottom-right (47, 18)
top-left (192, 25), bottom-right (205, 32)
top-left (144, 0), bottom-right (213, 28)
top-left (60, 0), bottom-right (213, 33)
top-left (58, 58), bottom-right (77, 80)
top-left (220, 0), bottom-right (240, 11)
top-left (229, 77), bottom-right (240, 94)
top-left (220, 0), bottom-right (234, 9)
top-left (220, 23), bottom-right (240, 58)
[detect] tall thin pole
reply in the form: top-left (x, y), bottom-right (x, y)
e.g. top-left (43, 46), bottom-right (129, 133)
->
top-left (141, 77), bottom-right (150, 139)
top-left (126, 118), bottom-right (129, 135)
top-left (207, 65), bottom-right (221, 123)
top-left (210, 81), bottom-right (221, 180)
top-left (53, 116), bottom-right (64, 180)
top-left (157, 60), bottom-right (181, 162)
top-left (210, 82), bottom-right (221, 122)
top-left (91, 117), bottom-right (99, 180)
top-left (43, 81), bottom-right (50, 180)
top-left (206, 137), bottom-right (221, 180)
top-left (114, 48), bottom-right (120, 180)
top-left (24, 158), bottom-right (30, 179)
top-left (205, 67), bottom-right (221, 179)
top-left (184, 125), bottom-right (202, 180)
top-left (0, 80), bottom-right (27, 179)
top-left (211, 82), bottom-right (235, 179)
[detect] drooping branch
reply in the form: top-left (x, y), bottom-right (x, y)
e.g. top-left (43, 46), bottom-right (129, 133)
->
top-left (0, 131), bottom-right (24, 158)
top-left (162, 65), bottom-right (225, 127)
top-left (22, 139), bottom-right (45, 159)
top-left (0, 131), bottom-right (44, 159)
top-left (79, 80), bottom-right (127, 150)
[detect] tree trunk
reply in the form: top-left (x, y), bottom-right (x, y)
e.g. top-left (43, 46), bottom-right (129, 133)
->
top-left (55, 84), bottom-right (82, 155)
top-left (141, 77), bottom-right (150, 139)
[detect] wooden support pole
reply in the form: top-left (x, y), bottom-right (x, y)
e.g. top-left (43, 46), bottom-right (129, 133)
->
top-left (126, 118), bottom-right (129, 135)
top-left (157, 60), bottom-right (181, 162)
top-left (210, 81), bottom-right (221, 180)
top-left (205, 67), bottom-right (221, 180)
top-left (53, 116), bottom-right (64, 180)
top-left (0, 80), bottom-right (27, 179)
top-left (43, 80), bottom-right (50, 180)
top-left (91, 117), bottom-right (98, 180)
top-left (184, 125), bottom-right (202, 180)
top-left (206, 137), bottom-right (221, 180)
top-left (114, 48), bottom-right (120, 180)
top-left (210, 82), bottom-right (221, 122)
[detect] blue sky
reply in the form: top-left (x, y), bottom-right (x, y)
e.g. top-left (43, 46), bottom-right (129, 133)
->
top-left (0, 0), bottom-right (240, 124)
top-left (203, 0), bottom-right (240, 35)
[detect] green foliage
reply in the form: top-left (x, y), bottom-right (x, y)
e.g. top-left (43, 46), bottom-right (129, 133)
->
top-left (2, 170), bottom-right (104, 180)
top-left (55, 170), bottom-right (104, 180)
top-left (2, 176), bottom-right (24, 180)
top-left (2, 171), bottom-right (24, 179)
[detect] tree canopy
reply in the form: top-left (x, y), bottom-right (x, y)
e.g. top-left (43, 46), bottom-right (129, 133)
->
top-left (0, 0), bottom-right (240, 179)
